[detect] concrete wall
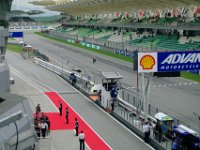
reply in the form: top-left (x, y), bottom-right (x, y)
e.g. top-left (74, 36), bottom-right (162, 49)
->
top-left (0, 62), bottom-right (10, 92)
top-left (0, 96), bottom-right (37, 150)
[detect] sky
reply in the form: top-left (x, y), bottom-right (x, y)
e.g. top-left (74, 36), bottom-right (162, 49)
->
top-left (11, 0), bottom-right (60, 16)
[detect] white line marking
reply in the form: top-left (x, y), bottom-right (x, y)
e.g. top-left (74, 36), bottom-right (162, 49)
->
top-left (73, 129), bottom-right (91, 150)
top-left (57, 76), bottom-right (155, 150)
top-left (57, 93), bottom-right (111, 149)
top-left (11, 64), bottom-right (154, 150)
top-left (10, 66), bottom-right (58, 111)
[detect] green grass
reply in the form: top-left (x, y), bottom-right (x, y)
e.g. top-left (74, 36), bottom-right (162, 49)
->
top-left (8, 38), bottom-right (15, 41)
top-left (7, 44), bottom-right (23, 53)
top-left (181, 72), bottom-right (200, 82)
top-left (35, 32), bottom-right (133, 63)
top-left (35, 32), bottom-right (200, 82)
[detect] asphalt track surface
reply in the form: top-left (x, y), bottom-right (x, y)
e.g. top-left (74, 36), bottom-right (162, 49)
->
top-left (22, 32), bottom-right (200, 131)
top-left (15, 32), bottom-right (200, 130)
top-left (6, 50), bottom-right (153, 150)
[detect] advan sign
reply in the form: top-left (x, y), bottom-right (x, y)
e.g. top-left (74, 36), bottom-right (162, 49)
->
top-left (138, 51), bottom-right (200, 72)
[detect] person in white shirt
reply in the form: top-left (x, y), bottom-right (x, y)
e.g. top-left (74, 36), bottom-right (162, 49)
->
top-left (79, 131), bottom-right (85, 150)
top-left (143, 122), bottom-right (151, 143)
top-left (41, 120), bottom-right (48, 138)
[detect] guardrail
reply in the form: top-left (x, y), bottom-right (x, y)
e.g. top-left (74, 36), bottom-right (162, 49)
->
top-left (35, 57), bottom-right (94, 94)
top-left (35, 57), bottom-right (174, 149)
top-left (64, 22), bottom-right (200, 31)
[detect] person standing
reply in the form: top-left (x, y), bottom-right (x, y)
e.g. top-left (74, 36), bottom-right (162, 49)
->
top-left (79, 131), bottom-right (85, 150)
top-left (143, 122), bottom-right (151, 143)
top-left (59, 101), bottom-right (62, 116)
top-left (41, 120), bottom-right (48, 138)
top-left (66, 107), bottom-right (69, 124)
top-left (75, 118), bottom-right (79, 136)
top-left (171, 139), bottom-right (180, 150)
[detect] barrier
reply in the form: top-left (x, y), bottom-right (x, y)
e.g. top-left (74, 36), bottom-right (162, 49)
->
top-left (35, 57), bottom-right (199, 150)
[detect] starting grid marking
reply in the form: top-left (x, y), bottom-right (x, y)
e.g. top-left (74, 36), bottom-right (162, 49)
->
top-left (126, 82), bottom-right (198, 89)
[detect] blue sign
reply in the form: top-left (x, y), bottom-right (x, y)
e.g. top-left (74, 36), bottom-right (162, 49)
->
top-left (120, 50), bottom-right (125, 55)
top-left (158, 51), bottom-right (200, 72)
top-left (116, 49), bottom-right (119, 54)
top-left (39, 26), bottom-right (47, 29)
top-left (31, 26), bottom-right (38, 29)
top-left (9, 32), bottom-right (23, 38)
top-left (126, 51), bottom-right (130, 57)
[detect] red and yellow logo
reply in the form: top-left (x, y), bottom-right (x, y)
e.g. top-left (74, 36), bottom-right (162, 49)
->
top-left (140, 55), bottom-right (155, 70)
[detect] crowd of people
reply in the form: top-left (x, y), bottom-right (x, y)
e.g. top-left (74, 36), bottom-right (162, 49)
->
top-left (59, 101), bottom-right (86, 150)
top-left (142, 118), bottom-right (200, 150)
top-left (34, 104), bottom-right (50, 138)
top-left (34, 102), bottom-right (86, 150)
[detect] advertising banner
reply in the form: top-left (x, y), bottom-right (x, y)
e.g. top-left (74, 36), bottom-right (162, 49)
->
top-left (126, 51), bottom-right (130, 57)
top-left (9, 32), bottom-right (23, 38)
top-left (138, 52), bottom-right (158, 73)
top-left (157, 51), bottom-right (200, 72)
top-left (138, 51), bottom-right (200, 73)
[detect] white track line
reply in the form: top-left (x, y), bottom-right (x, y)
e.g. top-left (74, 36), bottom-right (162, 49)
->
top-left (10, 66), bottom-right (58, 111)
top-left (57, 92), bottom-right (110, 150)
top-left (57, 75), bottom-right (155, 150)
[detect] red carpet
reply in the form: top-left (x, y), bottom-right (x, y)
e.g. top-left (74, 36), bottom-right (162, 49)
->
top-left (44, 92), bottom-right (111, 150)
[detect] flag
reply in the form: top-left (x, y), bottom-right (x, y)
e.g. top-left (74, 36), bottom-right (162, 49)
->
top-left (119, 11), bottom-right (123, 18)
top-left (149, 10), bottom-right (154, 17)
top-left (115, 12), bottom-right (119, 17)
top-left (154, 9), bottom-right (160, 17)
top-left (139, 10), bottom-right (143, 17)
top-left (181, 7), bottom-right (186, 16)
top-left (125, 12), bottom-right (129, 18)
top-left (160, 10), bottom-right (165, 18)
top-left (171, 8), bottom-right (175, 17)
top-left (193, 6), bottom-right (199, 15)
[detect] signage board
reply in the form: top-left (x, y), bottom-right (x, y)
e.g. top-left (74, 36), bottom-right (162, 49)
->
top-left (9, 32), bottom-right (23, 38)
top-left (157, 51), bottom-right (200, 72)
top-left (138, 52), bottom-right (158, 73)
top-left (138, 51), bottom-right (200, 73)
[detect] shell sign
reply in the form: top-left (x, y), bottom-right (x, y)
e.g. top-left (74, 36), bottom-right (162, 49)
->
top-left (138, 52), bottom-right (158, 72)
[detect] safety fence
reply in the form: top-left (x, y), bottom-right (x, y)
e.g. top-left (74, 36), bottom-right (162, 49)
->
top-left (64, 22), bottom-right (200, 31)
top-left (35, 57), bottom-right (174, 150)
top-left (120, 89), bottom-right (195, 131)
top-left (47, 30), bottom-right (153, 53)
top-left (113, 105), bottom-right (172, 150)
top-left (35, 57), bottom-right (94, 94)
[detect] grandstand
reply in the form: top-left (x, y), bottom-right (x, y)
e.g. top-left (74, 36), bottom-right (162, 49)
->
top-left (30, 0), bottom-right (200, 52)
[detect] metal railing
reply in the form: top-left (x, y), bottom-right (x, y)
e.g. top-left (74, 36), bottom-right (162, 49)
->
top-left (63, 21), bottom-right (200, 31)
top-left (120, 89), bottom-right (195, 131)
top-left (114, 105), bottom-right (172, 149)
top-left (35, 57), bottom-right (174, 150)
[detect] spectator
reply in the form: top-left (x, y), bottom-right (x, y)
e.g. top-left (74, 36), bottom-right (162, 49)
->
top-left (59, 101), bottom-right (63, 116)
top-left (161, 122), bottom-right (168, 141)
top-left (41, 120), bottom-right (48, 138)
top-left (143, 122), bottom-right (151, 143)
top-left (35, 120), bottom-right (41, 138)
top-left (92, 56), bottom-right (96, 63)
top-left (36, 104), bottom-right (41, 113)
top-left (75, 118), bottom-right (79, 136)
top-left (171, 139), bottom-right (181, 150)
top-left (155, 120), bottom-right (162, 142)
top-left (79, 131), bottom-right (85, 150)
top-left (45, 116), bottom-right (51, 134)
top-left (66, 107), bottom-right (69, 124)
top-left (98, 90), bottom-right (101, 101)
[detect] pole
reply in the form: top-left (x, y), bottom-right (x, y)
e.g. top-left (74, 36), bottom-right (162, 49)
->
top-left (193, 112), bottom-right (200, 137)
top-left (136, 70), bottom-right (140, 119)
top-left (142, 73), bottom-right (147, 122)
top-left (61, 56), bottom-right (63, 75)
top-left (145, 73), bottom-right (151, 116)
